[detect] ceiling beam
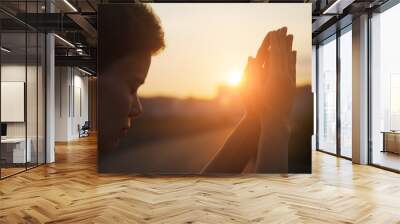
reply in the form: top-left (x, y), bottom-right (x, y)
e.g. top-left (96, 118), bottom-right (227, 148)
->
top-left (55, 55), bottom-right (96, 70)
top-left (322, 0), bottom-right (356, 14)
top-left (67, 13), bottom-right (97, 39)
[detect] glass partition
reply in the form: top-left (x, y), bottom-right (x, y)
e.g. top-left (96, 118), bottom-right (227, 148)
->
top-left (0, 31), bottom-right (28, 177)
top-left (27, 30), bottom-right (38, 169)
top-left (317, 36), bottom-right (337, 154)
top-left (0, 2), bottom-right (46, 179)
top-left (38, 32), bottom-right (45, 165)
top-left (370, 3), bottom-right (400, 171)
top-left (339, 28), bottom-right (352, 158)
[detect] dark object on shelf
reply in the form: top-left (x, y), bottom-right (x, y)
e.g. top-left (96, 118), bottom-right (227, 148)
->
top-left (79, 121), bottom-right (90, 138)
top-left (381, 131), bottom-right (400, 154)
top-left (1, 123), bottom-right (7, 137)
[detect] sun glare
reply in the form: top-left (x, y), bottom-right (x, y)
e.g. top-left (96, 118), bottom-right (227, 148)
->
top-left (227, 71), bottom-right (243, 86)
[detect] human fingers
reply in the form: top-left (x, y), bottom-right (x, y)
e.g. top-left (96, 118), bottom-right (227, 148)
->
top-left (269, 29), bottom-right (280, 70)
top-left (244, 56), bottom-right (260, 86)
top-left (242, 56), bottom-right (252, 84)
top-left (266, 27), bottom-right (289, 79)
top-left (278, 27), bottom-right (287, 37)
top-left (287, 34), bottom-right (293, 53)
top-left (241, 57), bottom-right (252, 100)
top-left (282, 34), bottom-right (294, 80)
top-left (256, 31), bottom-right (272, 66)
top-left (278, 30), bottom-right (293, 78)
top-left (290, 50), bottom-right (297, 84)
top-left (275, 28), bottom-right (288, 76)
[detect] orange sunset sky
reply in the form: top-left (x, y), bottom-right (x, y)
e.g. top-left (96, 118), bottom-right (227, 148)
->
top-left (139, 3), bottom-right (311, 99)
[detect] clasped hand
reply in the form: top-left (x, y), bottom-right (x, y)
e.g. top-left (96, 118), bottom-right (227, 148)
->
top-left (241, 27), bottom-right (296, 122)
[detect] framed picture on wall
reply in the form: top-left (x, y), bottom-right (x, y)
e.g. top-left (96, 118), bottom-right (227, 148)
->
top-left (97, 3), bottom-right (313, 174)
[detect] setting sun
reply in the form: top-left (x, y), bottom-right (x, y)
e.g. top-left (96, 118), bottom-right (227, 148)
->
top-left (227, 71), bottom-right (243, 86)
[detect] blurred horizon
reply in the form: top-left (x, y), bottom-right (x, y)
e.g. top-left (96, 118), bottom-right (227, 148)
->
top-left (140, 82), bottom-right (312, 100)
top-left (139, 3), bottom-right (311, 99)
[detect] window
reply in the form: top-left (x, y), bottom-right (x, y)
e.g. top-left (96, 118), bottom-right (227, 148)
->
top-left (370, 2), bottom-right (400, 171)
top-left (339, 28), bottom-right (352, 158)
top-left (317, 36), bottom-right (337, 154)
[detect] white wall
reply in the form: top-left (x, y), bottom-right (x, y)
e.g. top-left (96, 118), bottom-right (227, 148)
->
top-left (55, 67), bottom-right (89, 141)
top-left (55, 66), bottom-right (70, 141)
top-left (1, 65), bottom-right (25, 132)
top-left (69, 73), bottom-right (89, 139)
top-left (1, 65), bottom-right (37, 137)
top-left (46, 5), bottom-right (56, 164)
top-left (1, 63), bottom-right (46, 164)
top-left (1, 65), bottom-right (26, 140)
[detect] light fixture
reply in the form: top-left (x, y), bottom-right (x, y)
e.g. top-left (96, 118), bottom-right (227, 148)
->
top-left (63, 0), bottom-right (78, 12)
top-left (78, 67), bottom-right (94, 76)
top-left (76, 48), bottom-right (86, 56)
top-left (322, 0), bottom-right (355, 15)
top-left (1, 47), bottom-right (11, 53)
top-left (54, 34), bottom-right (75, 48)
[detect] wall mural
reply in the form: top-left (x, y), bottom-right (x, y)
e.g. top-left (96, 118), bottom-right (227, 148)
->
top-left (98, 3), bottom-right (313, 174)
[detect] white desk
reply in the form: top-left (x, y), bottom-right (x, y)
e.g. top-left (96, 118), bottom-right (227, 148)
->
top-left (1, 138), bottom-right (31, 163)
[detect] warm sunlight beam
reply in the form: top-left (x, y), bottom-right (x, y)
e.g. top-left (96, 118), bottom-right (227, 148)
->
top-left (227, 71), bottom-right (243, 87)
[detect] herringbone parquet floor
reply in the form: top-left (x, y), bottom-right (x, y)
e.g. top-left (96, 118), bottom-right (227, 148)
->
top-left (1, 135), bottom-right (400, 223)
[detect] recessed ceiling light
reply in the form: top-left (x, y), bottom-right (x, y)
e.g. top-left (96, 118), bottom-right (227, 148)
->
top-left (323, 0), bottom-right (354, 15)
top-left (63, 0), bottom-right (78, 12)
top-left (1, 47), bottom-right (11, 53)
top-left (78, 67), bottom-right (94, 76)
top-left (54, 34), bottom-right (75, 48)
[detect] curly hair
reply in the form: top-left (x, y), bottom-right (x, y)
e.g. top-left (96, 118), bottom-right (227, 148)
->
top-left (99, 3), bottom-right (165, 65)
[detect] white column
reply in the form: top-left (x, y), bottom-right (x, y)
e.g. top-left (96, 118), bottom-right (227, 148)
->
top-left (45, 1), bottom-right (55, 163)
top-left (55, 67), bottom-right (73, 141)
top-left (46, 33), bottom-right (55, 163)
top-left (352, 14), bottom-right (369, 164)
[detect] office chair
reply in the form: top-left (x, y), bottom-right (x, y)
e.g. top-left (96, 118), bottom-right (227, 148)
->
top-left (79, 121), bottom-right (90, 138)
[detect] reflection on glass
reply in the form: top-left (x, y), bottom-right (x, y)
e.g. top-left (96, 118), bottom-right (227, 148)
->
top-left (390, 75), bottom-right (400, 130)
top-left (27, 31), bottom-right (38, 169)
top-left (38, 33), bottom-right (46, 165)
top-left (0, 2), bottom-right (46, 179)
top-left (340, 30), bottom-right (352, 158)
top-left (318, 37), bottom-right (337, 154)
top-left (371, 3), bottom-right (400, 171)
top-left (1, 32), bottom-right (28, 177)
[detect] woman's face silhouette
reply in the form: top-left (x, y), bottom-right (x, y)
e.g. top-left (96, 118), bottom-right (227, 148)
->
top-left (102, 53), bottom-right (151, 151)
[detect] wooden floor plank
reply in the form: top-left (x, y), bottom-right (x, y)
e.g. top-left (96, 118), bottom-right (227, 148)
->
top-left (0, 135), bottom-right (400, 223)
